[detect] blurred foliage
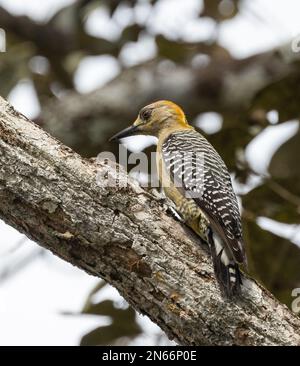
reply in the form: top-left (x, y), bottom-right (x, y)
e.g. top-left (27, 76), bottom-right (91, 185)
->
top-left (1, 0), bottom-right (300, 346)
top-left (78, 281), bottom-right (170, 345)
top-left (80, 281), bottom-right (142, 346)
top-left (201, 0), bottom-right (239, 21)
top-left (244, 221), bottom-right (300, 303)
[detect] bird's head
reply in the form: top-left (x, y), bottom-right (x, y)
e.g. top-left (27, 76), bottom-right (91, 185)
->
top-left (109, 100), bottom-right (191, 141)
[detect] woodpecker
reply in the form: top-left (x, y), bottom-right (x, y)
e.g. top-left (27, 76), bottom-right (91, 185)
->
top-left (110, 100), bottom-right (247, 297)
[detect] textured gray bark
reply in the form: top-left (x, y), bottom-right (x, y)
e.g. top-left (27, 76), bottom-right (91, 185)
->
top-left (0, 96), bottom-right (299, 346)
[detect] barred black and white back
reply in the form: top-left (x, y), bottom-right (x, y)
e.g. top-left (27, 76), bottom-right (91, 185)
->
top-left (162, 129), bottom-right (246, 297)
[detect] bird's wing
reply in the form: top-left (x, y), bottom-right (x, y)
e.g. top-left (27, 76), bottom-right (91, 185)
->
top-left (162, 129), bottom-right (246, 264)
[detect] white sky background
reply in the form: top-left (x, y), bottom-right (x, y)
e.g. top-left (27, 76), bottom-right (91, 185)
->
top-left (1, 0), bottom-right (300, 345)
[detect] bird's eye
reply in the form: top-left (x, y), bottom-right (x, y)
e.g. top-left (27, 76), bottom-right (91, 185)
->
top-left (140, 108), bottom-right (152, 121)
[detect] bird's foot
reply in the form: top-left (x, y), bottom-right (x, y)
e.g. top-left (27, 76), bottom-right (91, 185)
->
top-left (144, 188), bottom-right (165, 203)
top-left (146, 189), bottom-right (184, 223)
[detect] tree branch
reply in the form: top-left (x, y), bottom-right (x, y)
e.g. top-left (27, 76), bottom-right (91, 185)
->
top-left (41, 42), bottom-right (300, 157)
top-left (0, 6), bottom-right (75, 55)
top-left (0, 96), bottom-right (299, 345)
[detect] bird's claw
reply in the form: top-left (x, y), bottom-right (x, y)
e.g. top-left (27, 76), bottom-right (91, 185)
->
top-left (166, 205), bottom-right (185, 223)
top-left (146, 189), bottom-right (184, 223)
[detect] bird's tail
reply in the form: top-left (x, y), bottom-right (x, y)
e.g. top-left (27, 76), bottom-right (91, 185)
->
top-left (207, 229), bottom-right (242, 298)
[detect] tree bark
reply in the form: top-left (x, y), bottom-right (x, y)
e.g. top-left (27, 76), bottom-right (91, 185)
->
top-left (0, 96), bottom-right (299, 346)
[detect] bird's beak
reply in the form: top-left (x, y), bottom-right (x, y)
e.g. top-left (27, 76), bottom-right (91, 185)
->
top-left (109, 124), bottom-right (139, 142)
